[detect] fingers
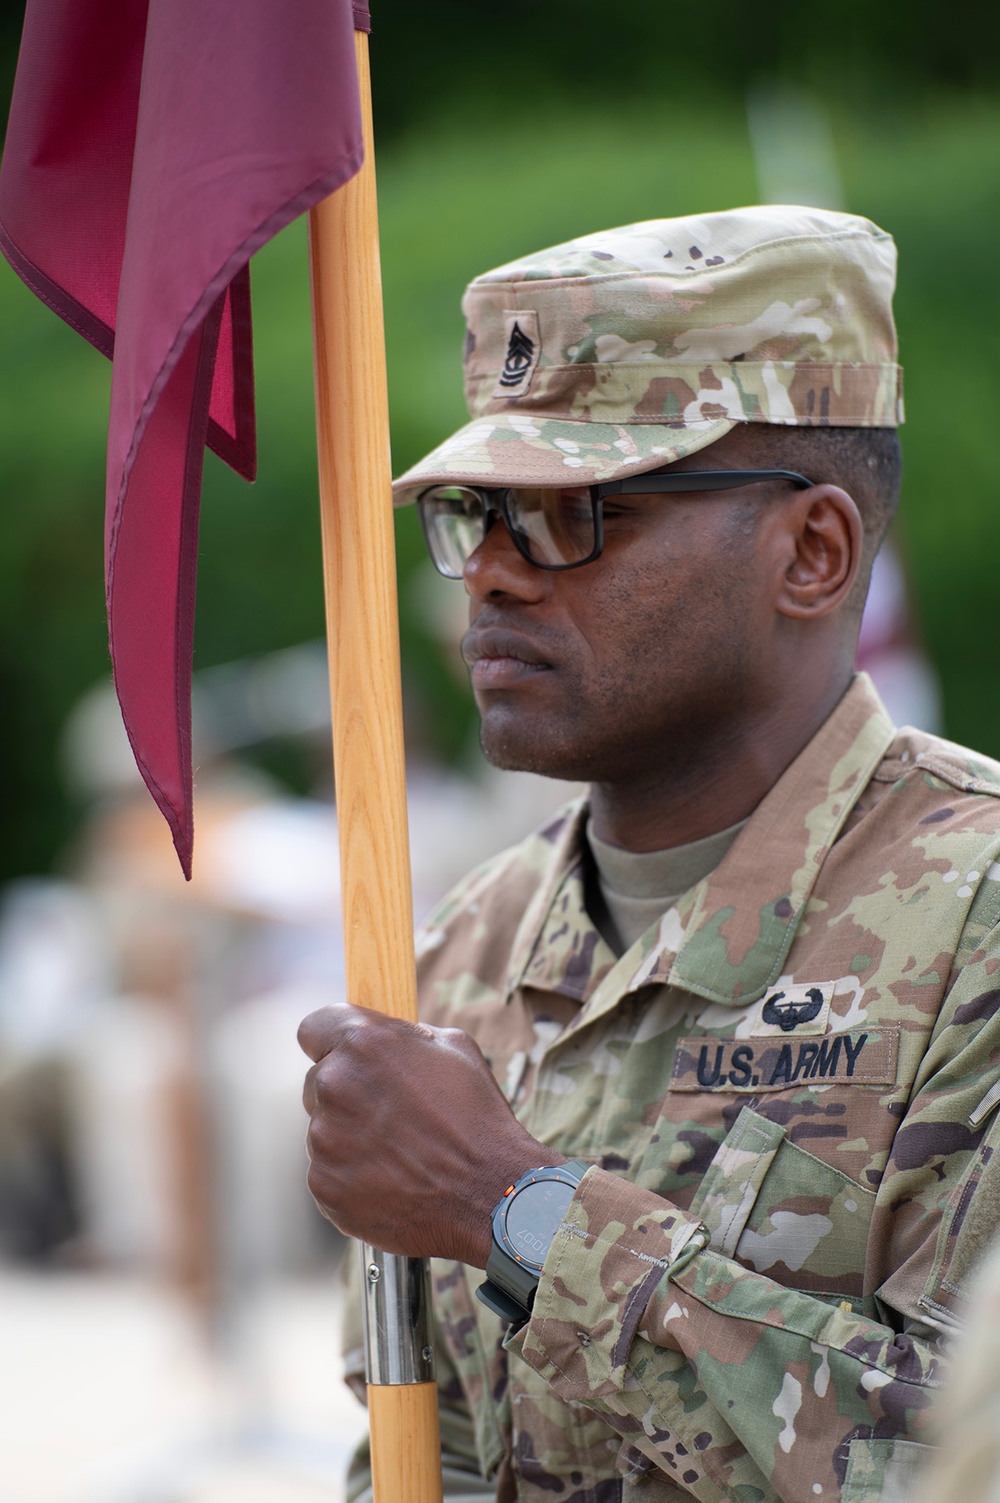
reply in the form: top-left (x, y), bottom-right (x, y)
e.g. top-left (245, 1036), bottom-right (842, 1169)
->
top-left (302, 1061), bottom-right (318, 1114)
top-left (297, 1000), bottom-right (429, 1062)
top-left (295, 1001), bottom-right (544, 1260)
top-left (297, 1001), bottom-right (354, 1062)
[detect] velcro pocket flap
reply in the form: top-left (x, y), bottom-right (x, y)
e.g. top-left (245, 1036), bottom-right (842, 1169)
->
top-left (687, 1106), bottom-right (785, 1256)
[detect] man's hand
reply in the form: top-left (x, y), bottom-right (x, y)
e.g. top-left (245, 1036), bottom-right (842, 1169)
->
top-left (298, 1003), bottom-right (565, 1267)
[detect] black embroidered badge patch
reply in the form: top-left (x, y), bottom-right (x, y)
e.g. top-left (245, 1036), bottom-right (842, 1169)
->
top-left (492, 310), bottom-right (541, 398)
top-left (752, 981), bottom-right (832, 1035)
top-left (762, 986), bottom-right (825, 1032)
top-left (669, 1028), bottom-right (899, 1093)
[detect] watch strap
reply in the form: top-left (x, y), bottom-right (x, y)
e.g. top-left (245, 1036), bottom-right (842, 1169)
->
top-left (476, 1275), bottom-right (533, 1325)
top-left (484, 1241), bottom-right (544, 1315)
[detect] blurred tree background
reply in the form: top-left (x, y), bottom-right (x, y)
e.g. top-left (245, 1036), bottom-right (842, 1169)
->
top-left (1, 0), bottom-right (999, 880)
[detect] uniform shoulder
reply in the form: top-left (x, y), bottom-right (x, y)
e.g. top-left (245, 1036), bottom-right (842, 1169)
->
top-left (885, 725), bottom-right (1000, 801)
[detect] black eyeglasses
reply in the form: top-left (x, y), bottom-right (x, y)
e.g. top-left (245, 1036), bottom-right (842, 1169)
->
top-left (417, 470), bottom-right (814, 579)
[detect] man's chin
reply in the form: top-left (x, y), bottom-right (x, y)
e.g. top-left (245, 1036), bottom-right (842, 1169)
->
top-left (478, 723), bottom-right (590, 783)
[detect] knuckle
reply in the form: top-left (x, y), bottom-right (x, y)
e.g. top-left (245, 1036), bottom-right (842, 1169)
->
top-left (305, 1159), bottom-right (328, 1204)
top-left (444, 1024), bottom-right (480, 1059)
top-left (312, 1060), bottom-right (335, 1099)
top-left (296, 1008), bottom-right (326, 1052)
top-left (304, 1115), bottom-right (329, 1161)
top-left (314, 1062), bottom-right (354, 1113)
top-left (298, 1003), bottom-right (354, 1060)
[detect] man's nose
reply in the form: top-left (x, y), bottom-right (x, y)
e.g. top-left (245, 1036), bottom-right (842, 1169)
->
top-left (463, 513), bottom-right (549, 603)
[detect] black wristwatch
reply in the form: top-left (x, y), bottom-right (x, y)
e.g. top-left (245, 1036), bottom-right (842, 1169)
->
top-left (476, 1159), bottom-right (590, 1325)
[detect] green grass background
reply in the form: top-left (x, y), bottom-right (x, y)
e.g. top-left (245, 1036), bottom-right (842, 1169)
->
top-left (1, 91), bottom-right (999, 877)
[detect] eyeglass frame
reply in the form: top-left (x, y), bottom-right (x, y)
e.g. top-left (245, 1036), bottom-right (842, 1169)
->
top-left (417, 469), bottom-right (816, 577)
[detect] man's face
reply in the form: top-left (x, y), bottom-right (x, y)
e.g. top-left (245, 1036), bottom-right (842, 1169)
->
top-left (459, 430), bottom-right (786, 788)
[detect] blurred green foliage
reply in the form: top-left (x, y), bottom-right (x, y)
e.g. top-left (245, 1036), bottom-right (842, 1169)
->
top-left (1, 12), bottom-right (1000, 876)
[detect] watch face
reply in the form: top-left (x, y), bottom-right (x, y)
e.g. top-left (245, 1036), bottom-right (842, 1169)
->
top-left (499, 1176), bottom-right (577, 1271)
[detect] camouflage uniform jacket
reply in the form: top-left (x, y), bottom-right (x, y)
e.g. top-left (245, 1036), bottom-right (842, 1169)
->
top-left (416, 675), bottom-right (1000, 1503)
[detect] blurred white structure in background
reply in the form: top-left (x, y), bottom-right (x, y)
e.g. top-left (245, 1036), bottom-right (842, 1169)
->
top-left (746, 81), bottom-right (845, 211)
top-left (0, 1271), bottom-right (367, 1503)
top-left (62, 642), bottom-right (334, 800)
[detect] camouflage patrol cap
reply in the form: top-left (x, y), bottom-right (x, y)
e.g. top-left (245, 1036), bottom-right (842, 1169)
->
top-left (392, 205), bottom-right (902, 504)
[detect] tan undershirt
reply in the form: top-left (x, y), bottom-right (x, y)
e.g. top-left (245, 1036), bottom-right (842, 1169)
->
top-left (586, 816), bottom-right (748, 954)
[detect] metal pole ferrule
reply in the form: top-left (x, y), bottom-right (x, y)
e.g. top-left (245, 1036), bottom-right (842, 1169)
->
top-left (361, 1244), bottom-right (435, 1386)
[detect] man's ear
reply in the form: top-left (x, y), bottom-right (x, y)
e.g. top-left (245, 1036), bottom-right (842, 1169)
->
top-left (775, 484), bottom-right (863, 620)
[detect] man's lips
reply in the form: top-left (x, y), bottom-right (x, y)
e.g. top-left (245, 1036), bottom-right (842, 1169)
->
top-left (461, 629), bottom-right (554, 690)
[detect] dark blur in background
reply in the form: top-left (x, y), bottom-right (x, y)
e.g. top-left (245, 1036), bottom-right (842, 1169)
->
top-left (1, 3), bottom-right (999, 1498)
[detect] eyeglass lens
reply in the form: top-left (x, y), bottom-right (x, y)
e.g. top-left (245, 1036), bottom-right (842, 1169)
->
top-left (512, 487), bottom-right (595, 568)
top-left (419, 486), bottom-right (597, 577)
top-left (418, 488), bottom-right (485, 578)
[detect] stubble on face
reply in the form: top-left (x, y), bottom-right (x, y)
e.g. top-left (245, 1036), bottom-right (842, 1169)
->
top-left (467, 492), bottom-right (766, 794)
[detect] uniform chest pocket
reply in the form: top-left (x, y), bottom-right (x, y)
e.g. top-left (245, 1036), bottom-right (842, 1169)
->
top-left (687, 1105), bottom-right (876, 1303)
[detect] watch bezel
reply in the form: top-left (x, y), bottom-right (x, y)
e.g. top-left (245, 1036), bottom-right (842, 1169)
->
top-left (476, 1159), bottom-right (590, 1325)
top-left (491, 1164), bottom-right (583, 1273)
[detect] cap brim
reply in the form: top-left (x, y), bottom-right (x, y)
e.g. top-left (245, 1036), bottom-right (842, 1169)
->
top-left (392, 413), bottom-right (738, 505)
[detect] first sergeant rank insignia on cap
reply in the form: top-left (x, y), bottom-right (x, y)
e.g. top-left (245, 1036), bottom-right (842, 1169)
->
top-left (498, 323), bottom-right (534, 386)
top-left (492, 309), bottom-right (541, 398)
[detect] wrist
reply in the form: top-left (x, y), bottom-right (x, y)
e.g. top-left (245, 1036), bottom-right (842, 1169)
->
top-left (465, 1145), bottom-right (570, 1269)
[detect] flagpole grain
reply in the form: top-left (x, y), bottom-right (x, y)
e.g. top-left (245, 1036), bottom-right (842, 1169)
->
top-left (309, 27), bottom-right (444, 1503)
top-left (309, 33), bottom-right (417, 1026)
top-left (369, 1383), bottom-right (447, 1502)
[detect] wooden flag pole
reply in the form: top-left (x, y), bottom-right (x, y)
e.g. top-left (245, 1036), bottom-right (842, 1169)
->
top-left (308, 28), bottom-right (443, 1503)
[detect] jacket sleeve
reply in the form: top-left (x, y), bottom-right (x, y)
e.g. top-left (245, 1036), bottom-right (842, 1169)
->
top-left (508, 942), bottom-right (1000, 1503)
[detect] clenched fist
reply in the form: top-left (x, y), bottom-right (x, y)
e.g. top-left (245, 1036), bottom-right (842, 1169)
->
top-left (299, 1003), bottom-right (564, 1266)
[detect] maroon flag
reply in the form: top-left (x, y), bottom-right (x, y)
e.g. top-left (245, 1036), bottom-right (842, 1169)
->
top-left (0, 0), bottom-right (370, 876)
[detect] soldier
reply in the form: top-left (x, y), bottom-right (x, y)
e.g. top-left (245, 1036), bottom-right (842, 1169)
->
top-left (300, 207), bottom-right (1000, 1502)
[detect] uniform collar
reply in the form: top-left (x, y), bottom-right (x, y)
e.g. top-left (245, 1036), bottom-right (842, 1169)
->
top-left (503, 798), bottom-right (607, 1004)
top-left (504, 675), bottom-right (896, 1012)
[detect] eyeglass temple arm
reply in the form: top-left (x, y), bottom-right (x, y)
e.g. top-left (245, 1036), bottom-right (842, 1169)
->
top-left (599, 470), bottom-right (813, 496)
